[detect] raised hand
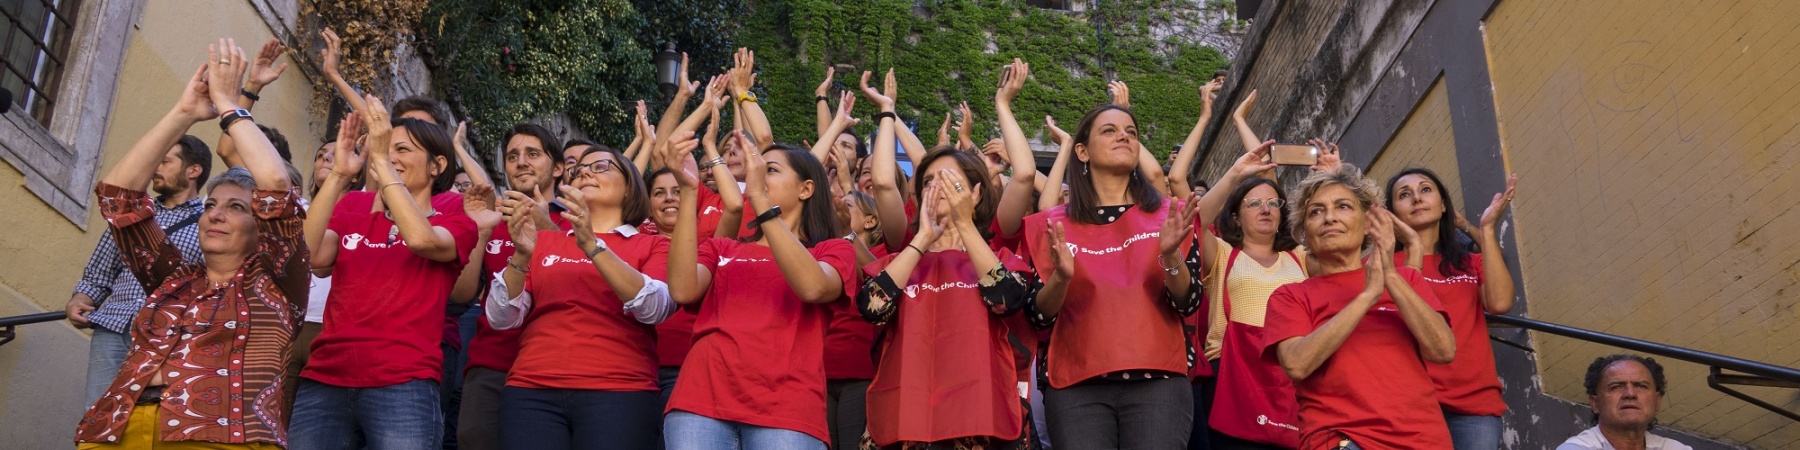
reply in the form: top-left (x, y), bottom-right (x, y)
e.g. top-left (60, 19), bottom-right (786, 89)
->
top-left (360, 94), bottom-right (393, 160)
top-left (1043, 220), bottom-right (1075, 281)
top-left (1233, 89), bottom-right (1258, 123)
top-left (320, 28), bottom-right (343, 78)
top-left (728, 48), bottom-right (757, 96)
top-left (247, 38), bottom-right (289, 90)
top-left (665, 131), bottom-right (703, 188)
top-left (171, 63), bottom-right (218, 122)
top-left (739, 132), bottom-right (769, 211)
top-left (558, 184), bottom-right (597, 250)
top-left (937, 112), bottom-right (953, 148)
top-left (1201, 79), bottom-right (1222, 103)
top-left (454, 122), bottom-right (471, 159)
top-left (500, 190), bottom-right (539, 255)
top-left (832, 91), bottom-right (861, 129)
top-left (912, 182), bottom-right (947, 247)
top-left (938, 170), bottom-right (978, 225)
top-left (1046, 115), bottom-right (1070, 146)
top-left (815, 66), bottom-right (836, 97)
top-left (463, 183), bottom-right (504, 230)
top-left (956, 102), bottom-right (975, 150)
top-left (703, 74), bottom-right (731, 111)
top-left (1230, 140), bottom-right (1280, 177)
top-left (332, 113), bottom-right (366, 178)
top-left (857, 69), bottom-right (896, 111)
top-left (676, 53), bottom-right (698, 97)
top-left (1108, 80), bottom-right (1131, 108)
top-left (207, 38), bottom-right (250, 111)
top-left (1158, 195), bottom-right (1198, 258)
top-left (1368, 206), bottom-right (1399, 263)
top-left (1477, 173), bottom-right (1519, 232)
top-left (996, 58), bottom-right (1030, 104)
top-left (1307, 138), bottom-right (1342, 173)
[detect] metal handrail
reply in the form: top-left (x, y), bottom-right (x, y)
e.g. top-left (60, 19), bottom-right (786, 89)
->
top-left (0, 311), bottom-right (68, 347)
top-left (1487, 313), bottom-right (1800, 421)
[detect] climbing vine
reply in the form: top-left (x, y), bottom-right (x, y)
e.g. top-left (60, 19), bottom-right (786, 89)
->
top-left (299, 0), bottom-right (430, 113)
top-left (737, 0), bottom-right (1230, 159)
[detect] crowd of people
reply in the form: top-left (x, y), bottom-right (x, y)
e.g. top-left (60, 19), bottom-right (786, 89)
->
top-left (62, 32), bottom-right (1697, 450)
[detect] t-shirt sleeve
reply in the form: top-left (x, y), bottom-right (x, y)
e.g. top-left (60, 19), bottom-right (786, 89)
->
top-left (640, 235), bottom-right (672, 282)
top-left (1399, 267), bottom-right (1447, 316)
top-left (1469, 253), bottom-right (1485, 280)
top-left (1259, 284), bottom-right (1314, 365)
top-left (326, 191), bottom-right (367, 235)
top-left (695, 237), bottom-right (727, 271)
top-left (813, 239), bottom-right (859, 303)
top-left (861, 252), bottom-right (903, 279)
top-left (436, 212), bottom-right (481, 268)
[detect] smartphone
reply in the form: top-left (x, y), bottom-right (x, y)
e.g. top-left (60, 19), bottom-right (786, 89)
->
top-left (1269, 144), bottom-right (1319, 166)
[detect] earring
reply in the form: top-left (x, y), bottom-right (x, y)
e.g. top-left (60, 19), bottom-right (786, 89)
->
top-left (1083, 164), bottom-right (1089, 175)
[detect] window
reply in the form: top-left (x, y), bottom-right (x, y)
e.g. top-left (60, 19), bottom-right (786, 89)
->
top-left (1, 0), bottom-right (83, 126)
top-left (1026, 0), bottom-right (1082, 12)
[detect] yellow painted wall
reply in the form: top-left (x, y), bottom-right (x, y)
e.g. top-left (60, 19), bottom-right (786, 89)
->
top-left (1486, 0), bottom-right (1800, 447)
top-left (0, 1), bottom-right (323, 448)
top-left (1369, 75), bottom-right (1466, 200)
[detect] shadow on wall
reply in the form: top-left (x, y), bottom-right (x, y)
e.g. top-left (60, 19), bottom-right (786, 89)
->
top-left (0, 295), bottom-right (90, 450)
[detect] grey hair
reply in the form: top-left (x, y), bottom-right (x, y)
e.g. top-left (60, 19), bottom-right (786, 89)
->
top-left (204, 166), bottom-right (258, 195)
top-left (1288, 163), bottom-right (1383, 248)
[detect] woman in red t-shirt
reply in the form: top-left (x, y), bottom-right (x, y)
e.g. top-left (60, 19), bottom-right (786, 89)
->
top-left (1012, 103), bottom-right (1205, 448)
top-left (661, 115), bottom-right (857, 450)
top-left (479, 145), bottom-right (673, 449)
top-left (857, 141), bottom-right (1037, 448)
top-left (1260, 164), bottom-right (1457, 450)
top-left (1385, 167), bottom-right (1519, 449)
top-left (298, 97), bottom-right (479, 449)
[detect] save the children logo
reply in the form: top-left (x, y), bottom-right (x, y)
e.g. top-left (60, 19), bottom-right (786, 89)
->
top-left (1064, 232), bottom-right (1158, 256)
top-left (487, 239), bottom-right (511, 254)
top-left (1257, 415), bottom-right (1298, 431)
top-left (717, 257), bottom-right (771, 267)
top-left (543, 255), bottom-right (589, 267)
top-left (343, 233), bottom-right (364, 250)
top-left (904, 281), bottom-right (980, 298)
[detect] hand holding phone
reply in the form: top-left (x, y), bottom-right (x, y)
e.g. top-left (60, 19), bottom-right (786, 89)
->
top-left (1269, 144), bottom-right (1318, 166)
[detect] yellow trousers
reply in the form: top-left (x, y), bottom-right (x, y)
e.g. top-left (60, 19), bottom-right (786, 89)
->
top-left (78, 404), bottom-right (280, 450)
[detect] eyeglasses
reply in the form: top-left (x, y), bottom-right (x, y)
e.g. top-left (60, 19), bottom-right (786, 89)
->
top-left (1243, 198), bottom-right (1285, 210)
top-left (452, 181), bottom-right (474, 192)
top-left (571, 159), bottom-right (621, 177)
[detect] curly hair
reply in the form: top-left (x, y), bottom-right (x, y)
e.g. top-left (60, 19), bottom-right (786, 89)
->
top-left (1288, 163), bottom-right (1382, 249)
top-left (1582, 354), bottom-right (1667, 426)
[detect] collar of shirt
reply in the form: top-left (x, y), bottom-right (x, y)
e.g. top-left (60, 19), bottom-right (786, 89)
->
top-left (154, 196), bottom-right (204, 213)
top-left (566, 224), bottom-right (640, 238)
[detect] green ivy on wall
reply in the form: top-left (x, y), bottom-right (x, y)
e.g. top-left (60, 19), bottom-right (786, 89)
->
top-left (736, 0), bottom-right (1230, 160)
top-left (421, 0), bottom-right (742, 153)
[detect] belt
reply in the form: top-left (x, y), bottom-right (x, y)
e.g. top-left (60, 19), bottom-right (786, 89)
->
top-left (137, 385), bottom-right (166, 405)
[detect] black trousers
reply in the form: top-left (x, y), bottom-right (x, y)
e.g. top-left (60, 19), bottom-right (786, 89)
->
top-left (497, 386), bottom-right (662, 450)
top-left (1044, 376), bottom-right (1193, 450)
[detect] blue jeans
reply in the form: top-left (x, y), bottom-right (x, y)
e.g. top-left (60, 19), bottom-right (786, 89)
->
top-left (663, 410), bottom-right (826, 450)
top-left (500, 387), bottom-right (661, 450)
top-left (1444, 411), bottom-right (1502, 450)
top-left (290, 378), bottom-right (443, 450)
top-left (83, 327), bottom-right (132, 406)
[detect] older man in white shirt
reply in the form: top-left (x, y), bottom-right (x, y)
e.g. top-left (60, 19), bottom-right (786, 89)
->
top-left (1557, 354), bottom-right (1692, 450)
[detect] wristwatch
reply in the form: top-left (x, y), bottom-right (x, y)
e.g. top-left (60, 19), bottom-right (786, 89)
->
top-left (748, 205), bottom-right (783, 229)
top-left (585, 240), bottom-right (609, 259)
top-left (737, 92), bottom-right (758, 104)
top-left (219, 109), bottom-right (254, 131)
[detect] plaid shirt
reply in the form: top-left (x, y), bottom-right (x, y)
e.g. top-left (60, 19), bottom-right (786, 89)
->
top-left (71, 196), bottom-right (203, 333)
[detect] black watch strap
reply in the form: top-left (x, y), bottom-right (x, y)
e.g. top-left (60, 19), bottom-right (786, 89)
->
top-left (219, 109), bottom-right (253, 131)
top-left (240, 89), bottom-right (261, 102)
top-left (747, 205), bottom-right (783, 230)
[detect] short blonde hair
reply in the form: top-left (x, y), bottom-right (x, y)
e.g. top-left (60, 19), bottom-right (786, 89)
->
top-left (1288, 163), bottom-right (1383, 248)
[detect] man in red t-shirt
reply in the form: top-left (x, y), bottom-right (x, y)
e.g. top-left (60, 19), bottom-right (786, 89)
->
top-left (456, 123), bottom-right (568, 450)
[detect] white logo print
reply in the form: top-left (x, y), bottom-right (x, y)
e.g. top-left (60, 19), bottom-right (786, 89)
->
top-left (702, 206), bottom-right (723, 215)
top-left (717, 256), bottom-right (771, 267)
top-left (1425, 273), bottom-right (1480, 285)
top-left (487, 239), bottom-right (505, 254)
top-left (544, 255), bottom-right (589, 267)
top-left (343, 233), bottom-right (365, 250)
top-left (1063, 232), bottom-right (1158, 256)
top-left (903, 281), bottom-right (980, 298)
top-left (1256, 415), bottom-right (1298, 431)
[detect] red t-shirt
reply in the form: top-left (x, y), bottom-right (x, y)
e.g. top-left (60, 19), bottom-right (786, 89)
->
top-left (824, 242), bottom-right (886, 380)
top-left (666, 238), bottom-right (858, 443)
top-left (467, 216), bottom-right (571, 375)
top-left (508, 228), bottom-right (668, 391)
top-left (1401, 252), bottom-right (1506, 417)
top-left (306, 191), bottom-right (479, 387)
top-left (695, 185), bottom-right (728, 240)
top-left (1259, 267), bottom-right (1452, 450)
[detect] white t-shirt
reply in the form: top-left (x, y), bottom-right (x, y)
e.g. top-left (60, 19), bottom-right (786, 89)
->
top-left (1556, 426), bottom-right (1694, 450)
top-left (300, 199), bottom-right (329, 323)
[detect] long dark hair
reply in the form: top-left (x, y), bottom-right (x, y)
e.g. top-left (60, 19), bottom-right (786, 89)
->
top-left (1066, 104), bottom-right (1164, 224)
top-left (747, 144), bottom-right (840, 247)
top-left (913, 147), bottom-right (1000, 241)
top-left (393, 118), bottom-right (458, 195)
top-left (1384, 167), bottom-right (1474, 276)
top-left (1215, 177), bottom-right (1299, 252)
top-left (579, 145), bottom-right (650, 227)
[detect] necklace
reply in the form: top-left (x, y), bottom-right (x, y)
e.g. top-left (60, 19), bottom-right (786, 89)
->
top-left (385, 209), bottom-right (440, 245)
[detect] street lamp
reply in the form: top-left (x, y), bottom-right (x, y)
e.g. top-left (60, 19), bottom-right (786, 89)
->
top-left (655, 42), bottom-right (681, 100)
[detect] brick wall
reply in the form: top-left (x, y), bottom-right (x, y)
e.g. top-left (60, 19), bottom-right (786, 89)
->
top-left (1486, 0), bottom-right (1800, 446)
top-left (1368, 74), bottom-right (1465, 197)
